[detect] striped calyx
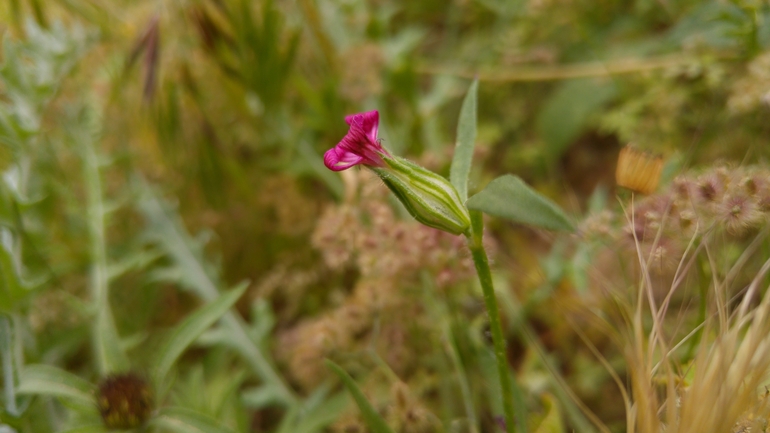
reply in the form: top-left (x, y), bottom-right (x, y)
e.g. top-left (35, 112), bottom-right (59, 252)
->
top-left (372, 156), bottom-right (471, 236)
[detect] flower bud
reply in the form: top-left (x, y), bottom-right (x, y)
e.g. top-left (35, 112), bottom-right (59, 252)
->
top-left (371, 156), bottom-right (471, 236)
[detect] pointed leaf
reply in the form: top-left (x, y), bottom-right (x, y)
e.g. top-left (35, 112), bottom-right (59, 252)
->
top-left (138, 186), bottom-right (295, 406)
top-left (467, 175), bottom-right (574, 232)
top-left (0, 317), bottom-right (20, 416)
top-left (151, 407), bottom-right (236, 433)
top-left (17, 365), bottom-right (96, 406)
top-left (325, 360), bottom-right (394, 433)
top-left (534, 393), bottom-right (564, 433)
top-left (94, 308), bottom-right (130, 375)
top-left (154, 283), bottom-right (247, 385)
top-left (241, 384), bottom-right (287, 409)
top-left (294, 392), bottom-right (349, 433)
top-left (0, 235), bottom-right (29, 312)
top-left (536, 78), bottom-right (616, 159)
top-left (449, 79), bottom-right (478, 201)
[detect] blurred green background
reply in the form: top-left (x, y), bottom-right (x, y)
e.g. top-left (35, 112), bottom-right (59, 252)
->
top-left (1, 0), bottom-right (770, 432)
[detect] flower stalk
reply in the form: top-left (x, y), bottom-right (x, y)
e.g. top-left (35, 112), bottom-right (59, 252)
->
top-left (467, 210), bottom-right (517, 433)
top-left (325, 110), bottom-right (520, 431)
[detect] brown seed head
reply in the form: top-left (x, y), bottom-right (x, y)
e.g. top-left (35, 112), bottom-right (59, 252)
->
top-left (616, 145), bottom-right (664, 195)
top-left (97, 373), bottom-right (154, 429)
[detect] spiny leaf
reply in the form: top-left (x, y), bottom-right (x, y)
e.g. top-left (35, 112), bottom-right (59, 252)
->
top-left (467, 175), bottom-right (574, 232)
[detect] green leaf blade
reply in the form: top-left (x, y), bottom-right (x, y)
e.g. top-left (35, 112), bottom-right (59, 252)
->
top-left (17, 364), bottom-right (96, 406)
top-left (449, 79), bottom-right (478, 202)
top-left (535, 78), bottom-right (616, 160)
top-left (466, 175), bottom-right (575, 232)
top-left (151, 407), bottom-right (236, 433)
top-left (154, 283), bottom-right (247, 385)
top-left (324, 360), bottom-right (394, 433)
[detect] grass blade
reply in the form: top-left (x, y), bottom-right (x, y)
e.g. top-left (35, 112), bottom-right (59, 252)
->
top-left (154, 283), bottom-right (247, 386)
top-left (137, 185), bottom-right (295, 405)
top-left (17, 364), bottom-right (96, 406)
top-left (324, 359), bottom-right (394, 433)
top-left (151, 406), bottom-right (236, 433)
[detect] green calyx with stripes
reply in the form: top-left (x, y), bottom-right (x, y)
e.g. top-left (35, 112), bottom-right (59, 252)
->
top-left (371, 156), bottom-right (471, 236)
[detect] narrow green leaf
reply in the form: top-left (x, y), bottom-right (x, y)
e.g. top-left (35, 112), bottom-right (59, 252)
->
top-left (17, 364), bottom-right (96, 406)
top-left (294, 392), bottom-right (349, 433)
top-left (467, 175), bottom-right (574, 232)
top-left (1, 316), bottom-right (19, 416)
top-left (324, 360), bottom-right (394, 433)
top-left (535, 78), bottom-right (616, 159)
top-left (138, 186), bottom-right (295, 406)
top-left (154, 283), bottom-right (247, 385)
top-left (94, 308), bottom-right (129, 375)
top-left (449, 79), bottom-right (478, 202)
top-left (241, 384), bottom-right (286, 409)
top-left (534, 393), bottom-right (564, 433)
top-left (0, 240), bottom-right (26, 312)
top-left (151, 407), bottom-right (236, 433)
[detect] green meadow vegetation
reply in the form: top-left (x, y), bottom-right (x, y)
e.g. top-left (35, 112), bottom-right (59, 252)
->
top-left (2, 1), bottom-right (770, 432)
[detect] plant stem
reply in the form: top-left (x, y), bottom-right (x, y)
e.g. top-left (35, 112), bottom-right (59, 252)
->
top-left (0, 315), bottom-right (18, 416)
top-left (418, 53), bottom-right (722, 82)
top-left (82, 111), bottom-right (128, 375)
top-left (466, 210), bottom-right (517, 433)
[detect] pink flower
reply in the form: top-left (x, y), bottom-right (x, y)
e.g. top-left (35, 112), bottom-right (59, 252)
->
top-left (324, 110), bottom-right (390, 171)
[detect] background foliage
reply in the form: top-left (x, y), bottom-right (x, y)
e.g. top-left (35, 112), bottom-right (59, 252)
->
top-left (1, 0), bottom-right (770, 432)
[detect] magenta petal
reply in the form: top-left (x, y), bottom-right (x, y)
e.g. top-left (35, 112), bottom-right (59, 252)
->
top-left (324, 147), bottom-right (363, 171)
top-left (324, 110), bottom-right (387, 171)
top-left (345, 110), bottom-right (379, 143)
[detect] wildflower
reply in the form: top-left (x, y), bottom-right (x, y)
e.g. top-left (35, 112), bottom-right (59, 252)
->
top-left (323, 110), bottom-right (390, 171)
top-left (720, 194), bottom-right (762, 235)
top-left (697, 172), bottom-right (726, 203)
top-left (324, 111), bottom-right (470, 235)
top-left (97, 373), bottom-right (154, 429)
top-left (616, 145), bottom-right (663, 195)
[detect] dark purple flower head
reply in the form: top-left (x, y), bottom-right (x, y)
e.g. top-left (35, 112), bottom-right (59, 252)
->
top-left (324, 110), bottom-right (390, 171)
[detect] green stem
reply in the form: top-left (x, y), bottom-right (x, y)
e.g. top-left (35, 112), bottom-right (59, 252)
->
top-left (466, 211), bottom-right (517, 433)
top-left (1, 315), bottom-right (18, 416)
top-left (82, 117), bottom-right (128, 375)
